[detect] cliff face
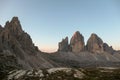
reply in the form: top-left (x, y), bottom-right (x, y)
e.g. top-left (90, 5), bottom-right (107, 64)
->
top-left (58, 31), bottom-right (85, 53)
top-left (58, 32), bottom-right (115, 54)
top-left (0, 17), bottom-right (55, 69)
top-left (58, 37), bottom-right (69, 52)
top-left (86, 33), bottom-right (104, 53)
top-left (70, 31), bottom-right (85, 53)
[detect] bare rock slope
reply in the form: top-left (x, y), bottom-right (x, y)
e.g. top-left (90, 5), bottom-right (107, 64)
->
top-left (0, 17), bottom-right (56, 70)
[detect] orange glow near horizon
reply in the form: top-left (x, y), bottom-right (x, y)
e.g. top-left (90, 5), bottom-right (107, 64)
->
top-left (38, 45), bottom-right (58, 53)
top-left (35, 41), bottom-right (120, 53)
top-left (37, 45), bottom-right (120, 53)
top-left (112, 45), bottom-right (120, 51)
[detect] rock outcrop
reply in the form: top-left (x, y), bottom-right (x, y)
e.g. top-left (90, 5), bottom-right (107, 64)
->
top-left (86, 33), bottom-right (104, 53)
top-left (7, 68), bottom-right (85, 80)
top-left (70, 31), bottom-right (85, 53)
top-left (103, 43), bottom-right (114, 54)
top-left (58, 37), bottom-right (69, 52)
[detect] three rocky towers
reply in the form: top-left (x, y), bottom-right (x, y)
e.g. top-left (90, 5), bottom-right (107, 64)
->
top-left (58, 31), bottom-right (114, 54)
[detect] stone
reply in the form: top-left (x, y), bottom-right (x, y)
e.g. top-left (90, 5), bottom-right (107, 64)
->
top-left (86, 33), bottom-right (104, 53)
top-left (58, 37), bottom-right (69, 52)
top-left (70, 31), bottom-right (85, 53)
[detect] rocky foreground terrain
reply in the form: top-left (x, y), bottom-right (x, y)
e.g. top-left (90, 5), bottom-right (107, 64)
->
top-left (0, 17), bottom-right (120, 80)
top-left (1, 67), bottom-right (120, 80)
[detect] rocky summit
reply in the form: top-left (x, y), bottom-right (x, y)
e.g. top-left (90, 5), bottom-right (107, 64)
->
top-left (58, 31), bottom-right (85, 53)
top-left (70, 31), bottom-right (85, 53)
top-left (86, 33), bottom-right (104, 53)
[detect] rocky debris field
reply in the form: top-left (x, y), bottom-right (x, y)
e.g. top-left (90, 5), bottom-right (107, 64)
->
top-left (0, 67), bottom-right (120, 80)
top-left (7, 68), bottom-right (84, 80)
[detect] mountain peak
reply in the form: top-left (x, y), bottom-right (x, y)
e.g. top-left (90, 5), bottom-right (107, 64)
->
top-left (4, 16), bottom-right (23, 36)
top-left (86, 33), bottom-right (104, 53)
top-left (73, 31), bottom-right (80, 37)
top-left (11, 16), bottom-right (19, 22)
top-left (58, 36), bottom-right (69, 52)
top-left (91, 33), bottom-right (97, 37)
top-left (70, 31), bottom-right (85, 53)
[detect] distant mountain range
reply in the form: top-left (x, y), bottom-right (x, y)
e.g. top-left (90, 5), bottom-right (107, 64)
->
top-left (0, 17), bottom-right (120, 72)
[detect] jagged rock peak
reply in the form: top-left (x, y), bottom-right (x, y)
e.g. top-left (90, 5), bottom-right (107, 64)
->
top-left (11, 16), bottom-right (19, 22)
top-left (72, 31), bottom-right (82, 38)
top-left (86, 33), bottom-right (104, 53)
top-left (70, 31), bottom-right (85, 53)
top-left (58, 37), bottom-right (69, 52)
top-left (4, 16), bottom-right (23, 36)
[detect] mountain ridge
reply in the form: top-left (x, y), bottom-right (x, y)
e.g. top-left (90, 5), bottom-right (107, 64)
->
top-left (0, 17), bottom-right (58, 70)
top-left (58, 31), bottom-right (115, 54)
top-left (0, 17), bottom-right (120, 71)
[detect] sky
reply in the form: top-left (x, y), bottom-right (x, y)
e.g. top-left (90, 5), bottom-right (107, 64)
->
top-left (0, 0), bottom-right (120, 52)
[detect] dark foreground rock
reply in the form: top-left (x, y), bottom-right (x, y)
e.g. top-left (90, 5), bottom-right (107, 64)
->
top-left (1, 67), bottom-right (119, 80)
top-left (7, 68), bottom-right (85, 80)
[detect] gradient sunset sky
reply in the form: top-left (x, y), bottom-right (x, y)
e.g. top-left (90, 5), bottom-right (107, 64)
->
top-left (0, 0), bottom-right (120, 52)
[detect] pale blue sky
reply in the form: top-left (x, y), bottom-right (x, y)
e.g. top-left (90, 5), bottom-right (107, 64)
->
top-left (0, 0), bottom-right (120, 52)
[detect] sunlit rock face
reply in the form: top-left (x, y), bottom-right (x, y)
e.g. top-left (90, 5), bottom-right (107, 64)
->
top-left (86, 33), bottom-right (104, 53)
top-left (70, 31), bottom-right (85, 53)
